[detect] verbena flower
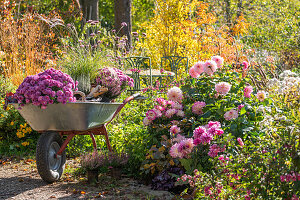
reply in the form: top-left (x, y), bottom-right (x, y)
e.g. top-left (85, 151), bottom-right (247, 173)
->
top-left (167, 86), bottom-right (183, 102)
top-left (211, 56), bottom-right (224, 68)
top-left (215, 82), bottom-right (231, 95)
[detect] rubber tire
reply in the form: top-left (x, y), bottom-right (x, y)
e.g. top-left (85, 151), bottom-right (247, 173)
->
top-left (36, 132), bottom-right (66, 183)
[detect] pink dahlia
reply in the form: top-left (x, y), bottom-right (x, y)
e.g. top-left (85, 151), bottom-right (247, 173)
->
top-left (176, 110), bottom-right (185, 117)
top-left (143, 117), bottom-right (152, 126)
top-left (244, 86), bottom-right (253, 98)
top-left (156, 97), bottom-right (167, 107)
top-left (172, 134), bottom-right (186, 143)
top-left (153, 108), bottom-right (162, 118)
top-left (242, 61), bottom-right (249, 70)
top-left (193, 126), bottom-right (207, 138)
top-left (256, 90), bottom-right (267, 102)
top-left (170, 125), bottom-right (181, 135)
top-left (189, 66), bottom-right (199, 78)
top-left (172, 102), bottom-right (183, 110)
top-left (224, 109), bottom-right (239, 120)
top-left (146, 109), bottom-right (157, 120)
top-left (192, 101), bottom-right (206, 115)
top-left (193, 61), bottom-right (205, 74)
top-left (211, 56), bottom-right (224, 68)
top-left (169, 143), bottom-right (183, 158)
top-left (178, 139), bottom-right (195, 158)
top-left (167, 87), bottom-right (183, 102)
top-left (203, 60), bottom-right (217, 75)
top-left (206, 121), bottom-right (221, 129)
top-left (165, 108), bottom-right (177, 118)
top-left (199, 132), bottom-right (213, 144)
top-left (237, 137), bottom-right (244, 147)
top-left (215, 82), bottom-right (231, 95)
top-left (208, 144), bottom-right (220, 157)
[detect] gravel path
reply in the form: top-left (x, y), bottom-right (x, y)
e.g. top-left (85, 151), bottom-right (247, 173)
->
top-left (0, 159), bottom-right (174, 200)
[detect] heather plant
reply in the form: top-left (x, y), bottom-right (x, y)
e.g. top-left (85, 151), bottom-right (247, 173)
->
top-left (80, 150), bottom-right (105, 170)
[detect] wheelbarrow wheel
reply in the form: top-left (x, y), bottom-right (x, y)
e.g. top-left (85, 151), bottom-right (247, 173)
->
top-left (36, 132), bottom-right (66, 183)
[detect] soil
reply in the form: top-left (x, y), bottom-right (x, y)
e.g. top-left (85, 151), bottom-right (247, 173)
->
top-left (0, 158), bottom-right (175, 200)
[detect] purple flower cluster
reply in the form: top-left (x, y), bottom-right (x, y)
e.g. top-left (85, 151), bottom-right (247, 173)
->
top-left (14, 68), bottom-right (77, 109)
top-left (96, 67), bottom-right (134, 99)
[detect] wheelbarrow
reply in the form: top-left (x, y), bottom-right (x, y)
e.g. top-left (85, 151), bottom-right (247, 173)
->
top-left (4, 93), bottom-right (141, 183)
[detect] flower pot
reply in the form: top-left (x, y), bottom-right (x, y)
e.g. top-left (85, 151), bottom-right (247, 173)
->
top-left (108, 167), bottom-right (122, 179)
top-left (87, 169), bottom-right (99, 184)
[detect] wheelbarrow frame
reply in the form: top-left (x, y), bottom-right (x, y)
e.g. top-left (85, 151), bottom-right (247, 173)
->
top-left (4, 93), bottom-right (140, 183)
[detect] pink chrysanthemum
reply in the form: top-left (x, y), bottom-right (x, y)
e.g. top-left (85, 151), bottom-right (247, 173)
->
top-left (208, 144), bottom-right (221, 157)
top-left (165, 108), bottom-right (177, 118)
top-left (146, 109), bottom-right (157, 120)
top-left (215, 82), bottom-right (231, 95)
top-left (211, 56), bottom-right (224, 68)
top-left (256, 90), bottom-right (267, 102)
top-left (169, 143), bottom-right (182, 158)
top-left (237, 137), bottom-right (244, 147)
top-left (203, 60), bottom-right (217, 75)
top-left (170, 125), bottom-right (181, 135)
top-left (167, 87), bottom-right (183, 102)
top-left (242, 61), bottom-right (249, 70)
top-left (193, 61), bottom-right (205, 74)
top-left (143, 117), bottom-right (152, 126)
top-left (192, 101), bottom-right (206, 115)
top-left (244, 86), bottom-right (253, 98)
top-left (193, 126), bottom-right (207, 138)
top-left (199, 132), bottom-right (213, 144)
top-left (189, 66), bottom-right (199, 78)
top-left (176, 110), bottom-right (185, 117)
top-left (224, 109), bottom-right (239, 120)
top-left (238, 104), bottom-right (245, 111)
top-left (207, 126), bottom-right (224, 136)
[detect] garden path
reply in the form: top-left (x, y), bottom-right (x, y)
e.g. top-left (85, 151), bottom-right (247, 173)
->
top-left (0, 158), bottom-right (174, 200)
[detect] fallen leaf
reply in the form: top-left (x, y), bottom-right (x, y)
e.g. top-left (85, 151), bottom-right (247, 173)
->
top-left (80, 191), bottom-right (86, 194)
top-left (49, 195), bottom-right (56, 198)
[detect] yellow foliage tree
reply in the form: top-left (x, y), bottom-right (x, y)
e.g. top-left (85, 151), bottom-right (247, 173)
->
top-left (137, 0), bottom-right (247, 74)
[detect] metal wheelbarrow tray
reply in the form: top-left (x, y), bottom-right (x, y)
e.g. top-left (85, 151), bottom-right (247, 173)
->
top-left (4, 93), bottom-right (140, 183)
top-left (13, 102), bottom-right (122, 131)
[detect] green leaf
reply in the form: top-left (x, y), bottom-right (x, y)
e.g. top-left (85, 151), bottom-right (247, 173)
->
top-left (240, 107), bottom-right (246, 115)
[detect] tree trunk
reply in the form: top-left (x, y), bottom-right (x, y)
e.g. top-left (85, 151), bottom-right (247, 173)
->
top-left (114, 0), bottom-right (132, 49)
top-left (236, 0), bottom-right (243, 18)
top-left (79, 0), bottom-right (99, 26)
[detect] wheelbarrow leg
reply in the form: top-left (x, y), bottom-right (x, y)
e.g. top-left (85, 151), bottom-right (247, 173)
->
top-left (100, 126), bottom-right (112, 152)
top-left (89, 133), bottom-right (97, 150)
top-left (56, 133), bottom-right (76, 156)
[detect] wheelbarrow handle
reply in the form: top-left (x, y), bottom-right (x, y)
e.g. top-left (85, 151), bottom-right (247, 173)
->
top-left (106, 93), bottom-right (141, 125)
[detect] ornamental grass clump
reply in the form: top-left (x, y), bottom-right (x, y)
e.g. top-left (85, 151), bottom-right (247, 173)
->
top-left (13, 68), bottom-right (77, 109)
top-left (95, 67), bottom-right (134, 100)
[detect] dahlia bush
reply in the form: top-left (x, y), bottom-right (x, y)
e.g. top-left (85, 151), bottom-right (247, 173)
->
top-left (141, 56), bottom-right (299, 198)
top-left (13, 68), bottom-right (77, 109)
top-left (95, 67), bottom-right (134, 100)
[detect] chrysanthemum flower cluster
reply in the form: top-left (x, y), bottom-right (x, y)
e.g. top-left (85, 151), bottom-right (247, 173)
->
top-left (169, 121), bottom-right (224, 159)
top-left (224, 109), bottom-right (239, 120)
top-left (14, 68), bottom-right (77, 109)
top-left (192, 101), bottom-right (206, 115)
top-left (215, 82), bottom-right (231, 95)
top-left (96, 67), bottom-right (134, 99)
top-left (189, 55), bottom-right (224, 78)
